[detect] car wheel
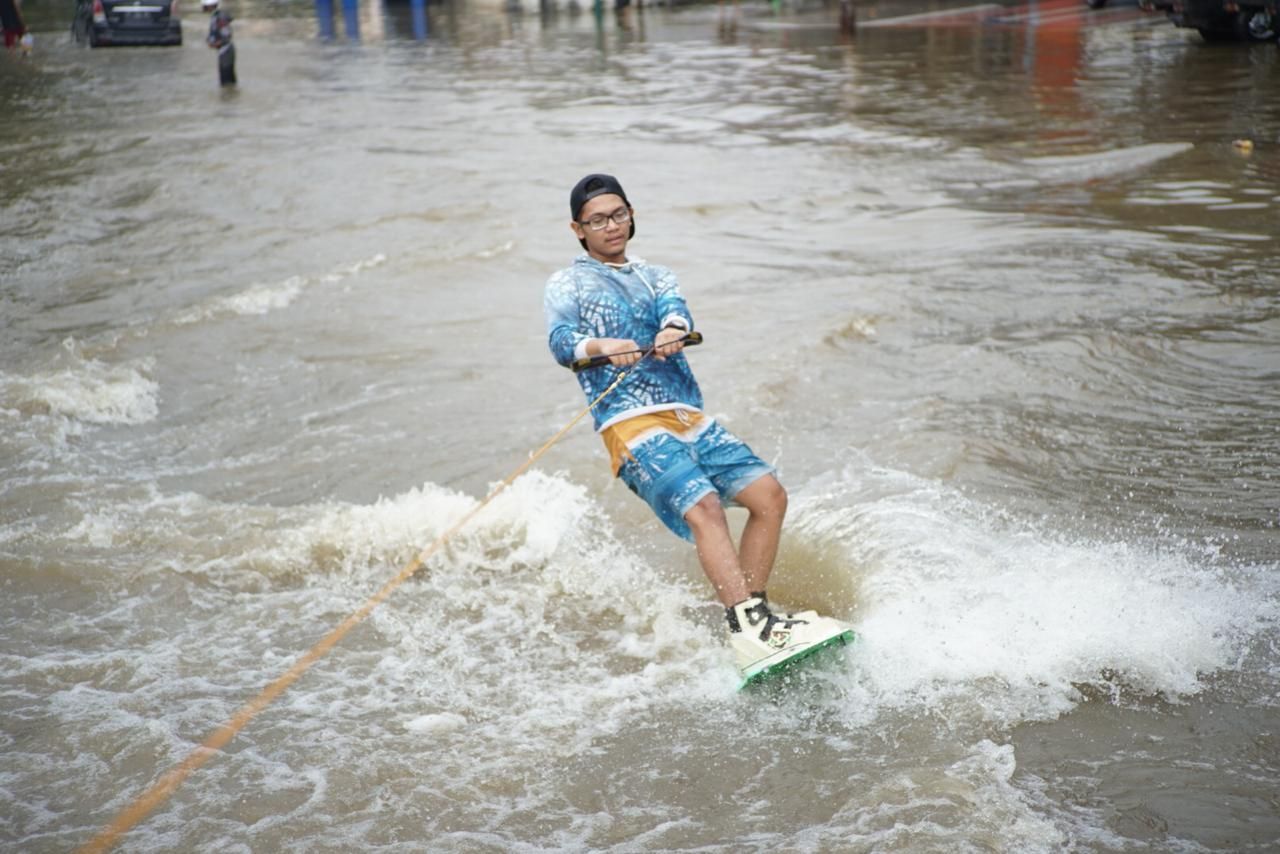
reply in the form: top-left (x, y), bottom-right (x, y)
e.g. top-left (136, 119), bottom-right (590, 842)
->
top-left (1086, 0), bottom-right (1107, 8)
top-left (1197, 24), bottom-right (1237, 41)
top-left (1235, 9), bottom-right (1278, 40)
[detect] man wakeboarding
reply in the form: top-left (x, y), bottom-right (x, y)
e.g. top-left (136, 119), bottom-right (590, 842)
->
top-left (544, 173), bottom-right (854, 686)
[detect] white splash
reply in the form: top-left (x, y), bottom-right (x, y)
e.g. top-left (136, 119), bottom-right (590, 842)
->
top-left (0, 342), bottom-right (158, 426)
top-left (176, 254), bottom-right (388, 324)
top-left (790, 463), bottom-right (1278, 724)
top-left (405, 713), bottom-right (467, 735)
top-left (1017, 143), bottom-right (1194, 184)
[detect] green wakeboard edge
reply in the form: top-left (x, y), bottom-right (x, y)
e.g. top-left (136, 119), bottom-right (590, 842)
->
top-left (738, 629), bottom-right (857, 691)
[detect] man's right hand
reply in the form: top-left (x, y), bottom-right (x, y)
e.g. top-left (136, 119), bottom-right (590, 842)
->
top-left (590, 338), bottom-right (643, 367)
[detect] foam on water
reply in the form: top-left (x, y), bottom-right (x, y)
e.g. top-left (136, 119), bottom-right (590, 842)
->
top-left (0, 340), bottom-right (160, 479)
top-left (45, 469), bottom-right (724, 688)
top-left (11, 456), bottom-right (1276, 850)
top-left (175, 275), bottom-right (307, 323)
top-left (35, 455), bottom-right (1279, 726)
top-left (5, 467), bottom-right (728, 847)
top-left (788, 460), bottom-right (1279, 727)
top-left (1017, 142), bottom-right (1195, 183)
top-left (0, 339), bottom-right (158, 428)
top-left (172, 254), bottom-right (387, 326)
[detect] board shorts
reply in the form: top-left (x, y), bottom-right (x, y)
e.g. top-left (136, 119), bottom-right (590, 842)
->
top-left (615, 417), bottom-right (775, 542)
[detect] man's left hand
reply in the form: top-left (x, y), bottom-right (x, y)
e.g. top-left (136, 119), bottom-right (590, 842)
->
top-left (653, 327), bottom-right (688, 360)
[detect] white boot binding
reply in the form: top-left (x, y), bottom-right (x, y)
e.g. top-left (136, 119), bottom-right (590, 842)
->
top-left (750, 590), bottom-right (818, 622)
top-left (727, 596), bottom-right (856, 686)
top-left (725, 596), bottom-right (809, 644)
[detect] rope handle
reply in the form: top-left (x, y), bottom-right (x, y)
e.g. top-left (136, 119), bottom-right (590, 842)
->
top-left (570, 331), bottom-right (702, 373)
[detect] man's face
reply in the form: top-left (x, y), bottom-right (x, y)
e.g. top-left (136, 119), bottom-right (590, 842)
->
top-left (572, 193), bottom-right (632, 262)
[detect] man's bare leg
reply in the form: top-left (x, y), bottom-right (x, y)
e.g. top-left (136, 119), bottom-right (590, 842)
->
top-left (684, 493), bottom-right (749, 606)
top-left (684, 475), bottom-right (787, 607)
top-left (733, 475), bottom-right (787, 596)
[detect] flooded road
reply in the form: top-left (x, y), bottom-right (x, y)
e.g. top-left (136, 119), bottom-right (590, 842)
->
top-left (2, 1), bottom-right (1279, 850)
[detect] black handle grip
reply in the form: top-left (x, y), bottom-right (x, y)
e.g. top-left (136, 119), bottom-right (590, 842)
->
top-left (570, 331), bottom-right (703, 374)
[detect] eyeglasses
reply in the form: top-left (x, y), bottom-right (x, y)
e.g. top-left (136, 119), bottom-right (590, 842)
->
top-left (579, 207), bottom-right (631, 231)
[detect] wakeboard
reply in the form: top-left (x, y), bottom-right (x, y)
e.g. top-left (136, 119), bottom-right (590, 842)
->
top-left (739, 628), bottom-right (856, 691)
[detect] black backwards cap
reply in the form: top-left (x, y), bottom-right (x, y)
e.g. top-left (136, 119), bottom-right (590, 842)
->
top-left (570, 174), bottom-right (635, 248)
top-left (570, 173), bottom-right (629, 220)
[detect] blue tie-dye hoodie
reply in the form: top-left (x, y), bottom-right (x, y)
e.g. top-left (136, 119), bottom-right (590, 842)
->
top-left (545, 254), bottom-right (703, 432)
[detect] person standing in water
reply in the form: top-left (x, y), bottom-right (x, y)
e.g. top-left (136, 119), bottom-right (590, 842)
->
top-left (544, 173), bottom-right (852, 681)
top-left (203, 0), bottom-right (236, 87)
top-left (0, 0), bottom-right (28, 50)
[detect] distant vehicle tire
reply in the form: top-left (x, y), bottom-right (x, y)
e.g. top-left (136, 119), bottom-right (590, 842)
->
top-left (1196, 20), bottom-right (1238, 40)
top-left (1087, 0), bottom-right (1107, 7)
top-left (1235, 8), bottom-right (1278, 40)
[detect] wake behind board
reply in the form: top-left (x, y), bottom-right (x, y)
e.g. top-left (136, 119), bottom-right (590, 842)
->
top-left (739, 628), bottom-right (856, 691)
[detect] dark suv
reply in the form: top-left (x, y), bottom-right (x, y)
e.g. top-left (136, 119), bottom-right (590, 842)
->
top-left (71, 0), bottom-right (183, 46)
top-left (1168, 0), bottom-right (1278, 40)
top-left (1088, 0), bottom-right (1276, 40)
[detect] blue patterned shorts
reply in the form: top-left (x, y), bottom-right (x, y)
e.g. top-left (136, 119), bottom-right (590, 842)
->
top-left (616, 419), bottom-right (775, 542)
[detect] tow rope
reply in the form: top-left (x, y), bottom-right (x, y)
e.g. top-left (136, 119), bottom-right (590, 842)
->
top-left (80, 334), bottom-right (697, 852)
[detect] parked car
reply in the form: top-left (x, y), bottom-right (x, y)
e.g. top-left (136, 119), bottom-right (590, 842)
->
top-left (1167, 0), bottom-right (1278, 40)
top-left (71, 0), bottom-right (182, 46)
top-left (1086, 0), bottom-right (1174, 9)
top-left (1089, 0), bottom-right (1277, 39)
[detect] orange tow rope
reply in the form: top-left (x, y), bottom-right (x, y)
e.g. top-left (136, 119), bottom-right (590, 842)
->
top-left (79, 359), bottom-right (645, 853)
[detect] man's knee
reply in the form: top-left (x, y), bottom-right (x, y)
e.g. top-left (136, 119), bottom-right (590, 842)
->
top-left (684, 492), bottom-right (727, 533)
top-left (763, 477), bottom-right (787, 514)
top-left (743, 475), bottom-right (787, 519)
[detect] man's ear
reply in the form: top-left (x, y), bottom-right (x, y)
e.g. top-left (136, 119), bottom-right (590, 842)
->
top-left (569, 221), bottom-right (584, 239)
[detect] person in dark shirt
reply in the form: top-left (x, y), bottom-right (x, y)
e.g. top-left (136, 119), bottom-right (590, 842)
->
top-left (0, 0), bottom-right (28, 50)
top-left (202, 0), bottom-right (236, 87)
